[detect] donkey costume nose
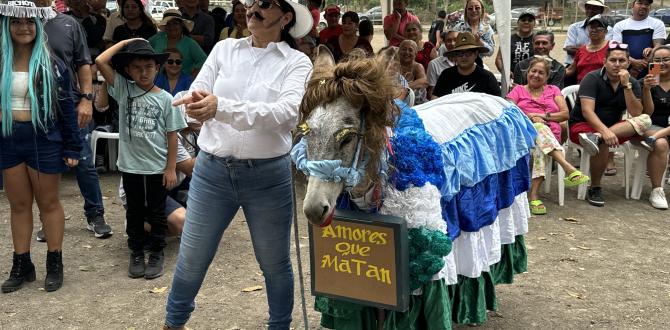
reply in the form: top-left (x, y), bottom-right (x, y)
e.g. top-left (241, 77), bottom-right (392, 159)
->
top-left (303, 202), bottom-right (330, 226)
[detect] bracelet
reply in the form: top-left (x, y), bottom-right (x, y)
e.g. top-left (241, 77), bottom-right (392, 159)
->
top-left (545, 112), bottom-right (550, 120)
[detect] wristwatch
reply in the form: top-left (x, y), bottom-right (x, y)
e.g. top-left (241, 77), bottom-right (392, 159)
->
top-left (81, 93), bottom-right (94, 101)
top-left (624, 82), bottom-right (633, 90)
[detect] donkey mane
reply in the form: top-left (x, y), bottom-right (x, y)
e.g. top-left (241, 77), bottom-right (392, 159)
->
top-left (300, 56), bottom-right (400, 183)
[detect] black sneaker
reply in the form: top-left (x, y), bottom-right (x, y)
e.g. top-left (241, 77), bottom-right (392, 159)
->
top-left (578, 133), bottom-right (600, 156)
top-left (145, 251), bottom-right (165, 280)
top-left (36, 228), bottom-right (46, 243)
top-left (87, 214), bottom-right (113, 239)
top-left (587, 187), bottom-right (605, 207)
top-left (128, 251), bottom-right (145, 278)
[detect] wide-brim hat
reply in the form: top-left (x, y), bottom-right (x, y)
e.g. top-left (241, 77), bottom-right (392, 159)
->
top-left (584, 0), bottom-right (607, 7)
top-left (446, 32), bottom-right (489, 54)
top-left (111, 40), bottom-right (169, 81)
top-left (284, 0), bottom-right (313, 38)
top-left (158, 8), bottom-right (194, 32)
top-left (0, 0), bottom-right (56, 20)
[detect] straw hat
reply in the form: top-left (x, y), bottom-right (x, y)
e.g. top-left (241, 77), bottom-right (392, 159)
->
top-left (158, 8), bottom-right (195, 32)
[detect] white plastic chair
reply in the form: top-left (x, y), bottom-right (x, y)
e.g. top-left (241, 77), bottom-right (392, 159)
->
top-left (91, 130), bottom-right (120, 171)
top-left (561, 85), bottom-right (632, 200)
top-left (630, 143), bottom-right (668, 200)
top-left (542, 151), bottom-right (566, 206)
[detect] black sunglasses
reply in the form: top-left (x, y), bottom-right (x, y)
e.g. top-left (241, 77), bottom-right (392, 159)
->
top-left (166, 59), bottom-right (183, 65)
top-left (243, 0), bottom-right (280, 10)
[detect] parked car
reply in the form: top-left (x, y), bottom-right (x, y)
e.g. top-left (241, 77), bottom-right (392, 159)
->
top-left (358, 6), bottom-right (382, 25)
top-left (613, 9), bottom-right (631, 16)
top-left (602, 13), bottom-right (627, 27)
top-left (106, 0), bottom-right (117, 13)
top-left (651, 8), bottom-right (670, 26)
top-left (150, 5), bottom-right (168, 21)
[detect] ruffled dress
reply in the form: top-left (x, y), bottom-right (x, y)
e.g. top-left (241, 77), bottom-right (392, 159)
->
top-left (313, 93), bottom-right (537, 328)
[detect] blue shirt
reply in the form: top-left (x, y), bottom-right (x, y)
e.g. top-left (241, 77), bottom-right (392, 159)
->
top-left (155, 72), bottom-right (193, 96)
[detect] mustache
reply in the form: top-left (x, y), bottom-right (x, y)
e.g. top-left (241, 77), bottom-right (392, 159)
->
top-left (247, 11), bottom-right (264, 20)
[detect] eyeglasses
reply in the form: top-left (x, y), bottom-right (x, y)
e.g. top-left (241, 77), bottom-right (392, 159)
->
top-left (243, 0), bottom-right (280, 10)
top-left (453, 49), bottom-right (476, 57)
top-left (588, 26), bottom-right (606, 32)
top-left (652, 57), bottom-right (670, 63)
top-left (166, 59), bottom-right (183, 65)
top-left (608, 42), bottom-right (629, 50)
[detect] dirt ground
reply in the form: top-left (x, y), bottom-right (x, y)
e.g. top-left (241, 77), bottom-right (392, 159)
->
top-left (1, 33), bottom-right (670, 329)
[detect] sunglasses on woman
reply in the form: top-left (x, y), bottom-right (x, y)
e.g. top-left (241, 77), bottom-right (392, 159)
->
top-left (166, 59), bottom-right (183, 65)
top-left (243, 0), bottom-right (281, 10)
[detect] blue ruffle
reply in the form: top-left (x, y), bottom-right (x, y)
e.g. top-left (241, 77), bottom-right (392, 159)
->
top-left (438, 105), bottom-right (536, 202)
top-left (389, 102), bottom-right (446, 191)
top-left (442, 156), bottom-right (530, 240)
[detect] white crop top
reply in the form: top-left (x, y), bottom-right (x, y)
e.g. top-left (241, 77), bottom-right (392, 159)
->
top-left (11, 71), bottom-right (30, 111)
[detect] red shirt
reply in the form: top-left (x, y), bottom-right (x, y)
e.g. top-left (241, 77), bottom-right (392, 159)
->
top-left (573, 43), bottom-right (608, 83)
top-left (319, 25), bottom-right (343, 44)
top-left (310, 8), bottom-right (320, 37)
top-left (383, 11), bottom-right (419, 47)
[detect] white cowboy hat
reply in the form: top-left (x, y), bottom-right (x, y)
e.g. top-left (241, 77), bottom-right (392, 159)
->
top-left (158, 8), bottom-right (195, 32)
top-left (284, 0), bottom-right (312, 38)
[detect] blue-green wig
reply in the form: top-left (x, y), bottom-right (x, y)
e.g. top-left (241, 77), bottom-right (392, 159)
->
top-left (0, 16), bottom-right (55, 137)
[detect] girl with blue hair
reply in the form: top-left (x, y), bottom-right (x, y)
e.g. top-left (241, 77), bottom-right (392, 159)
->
top-left (0, 1), bottom-right (82, 294)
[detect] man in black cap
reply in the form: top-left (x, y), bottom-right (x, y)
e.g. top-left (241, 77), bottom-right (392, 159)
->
top-left (495, 10), bottom-right (535, 75)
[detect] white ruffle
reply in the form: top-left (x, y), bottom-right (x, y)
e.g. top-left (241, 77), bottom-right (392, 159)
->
top-left (413, 93), bottom-right (512, 144)
top-left (450, 192), bottom-right (529, 278)
top-left (379, 183), bottom-right (446, 232)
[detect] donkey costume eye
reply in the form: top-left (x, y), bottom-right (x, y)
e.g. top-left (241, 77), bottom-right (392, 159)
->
top-left (334, 128), bottom-right (358, 147)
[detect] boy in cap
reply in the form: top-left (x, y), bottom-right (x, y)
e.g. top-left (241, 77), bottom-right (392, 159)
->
top-left (96, 38), bottom-right (187, 280)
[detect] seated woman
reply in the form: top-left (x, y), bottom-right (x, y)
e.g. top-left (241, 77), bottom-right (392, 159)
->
top-left (325, 11), bottom-right (372, 63)
top-left (377, 46), bottom-right (410, 103)
top-left (398, 40), bottom-right (428, 105)
top-left (219, 0), bottom-right (249, 40)
top-left (638, 46), bottom-right (670, 209)
top-left (404, 20), bottom-right (437, 71)
top-left (566, 15), bottom-right (609, 83)
top-left (507, 56), bottom-right (590, 215)
top-left (155, 48), bottom-right (193, 96)
top-left (149, 9), bottom-right (207, 77)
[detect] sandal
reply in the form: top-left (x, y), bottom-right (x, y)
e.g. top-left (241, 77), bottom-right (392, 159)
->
top-left (529, 200), bottom-right (547, 215)
top-left (604, 167), bottom-right (617, 176)
top-left (564, 170), bottom-right (590, 187)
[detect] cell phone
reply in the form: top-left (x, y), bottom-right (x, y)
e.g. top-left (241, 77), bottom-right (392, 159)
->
top-left (649, 62), bottom-right (662, 75)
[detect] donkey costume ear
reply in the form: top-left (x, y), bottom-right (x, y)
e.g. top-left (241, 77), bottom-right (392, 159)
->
top-left (314, 45), bottom-right (335, 69)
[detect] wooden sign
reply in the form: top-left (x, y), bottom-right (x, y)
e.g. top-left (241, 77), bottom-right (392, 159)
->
top-left (309, 209), bottom-right (409, 311)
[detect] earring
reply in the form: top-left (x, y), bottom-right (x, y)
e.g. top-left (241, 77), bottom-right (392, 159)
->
top-left (281, 25), bottom-right (285, 30)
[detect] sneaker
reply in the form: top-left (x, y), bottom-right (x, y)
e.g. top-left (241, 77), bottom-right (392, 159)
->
top-left (578, 133), bottom-right (600, 156)
top-left (649, 187), bottom-right (668, 210)
top-left (641, 136), bottom-right (657, 152)
top-left (86, 214), bottom-right (113, 239)
top-left (586, 186), bottom-right (605, 207)
top-left (145, 251), bottom-right (165, 280)
top-left (36, 228), bottom-right (46, 242)
top-left (128, 251), bottom-right (145, 278)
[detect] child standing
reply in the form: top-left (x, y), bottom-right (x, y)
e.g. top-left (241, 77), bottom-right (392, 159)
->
top-left (96, 38), bottom-right (187, 279)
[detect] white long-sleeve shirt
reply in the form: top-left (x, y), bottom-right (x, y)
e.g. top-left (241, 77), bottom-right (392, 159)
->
top-left (190, 37), bottom-right (313, 159)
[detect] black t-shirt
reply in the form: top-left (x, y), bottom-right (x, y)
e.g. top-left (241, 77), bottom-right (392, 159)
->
top-left (570, 68), bottom-right (642, 127)
top-left (112, 22), bottom-right (157, 42)
top-left (641, 78), bottom-right (670, 127)
top-left (428, 19), bottom-right (445, 45)
top-left (433, 66), bottom-right (501, 98)
top-left (510, 33), bottom-right (534, 73)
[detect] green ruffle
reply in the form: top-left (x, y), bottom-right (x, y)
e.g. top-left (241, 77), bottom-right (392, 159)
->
top-left (449, 272), bottom-right (497, 325)
top-left (315, 280), bottom-right (452, 330)
top-left (490, 235), bottom-right (528, 285)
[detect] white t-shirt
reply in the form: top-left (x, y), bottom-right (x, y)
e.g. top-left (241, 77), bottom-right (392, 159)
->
top-left (427, 56), bottom-right (455, 87)
top-left (612, 17), bottom-right (667, 59)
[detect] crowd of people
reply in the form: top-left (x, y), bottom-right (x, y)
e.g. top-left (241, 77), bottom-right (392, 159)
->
top-left (0, 0), bottom-right (668, 329)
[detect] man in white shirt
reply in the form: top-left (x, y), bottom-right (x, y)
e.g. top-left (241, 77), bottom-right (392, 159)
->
top-left (564, 0), bottom-right (612, 66)
top-left (427, 30), bottom-right (458, 99)
top-left (612, 0), bottom-right (666, 78)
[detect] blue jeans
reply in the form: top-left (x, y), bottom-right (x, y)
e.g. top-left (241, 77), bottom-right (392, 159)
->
top-left (165, 152), bottom-right (294, 329)
top-left (75, 124), bottom-right (104, 218)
